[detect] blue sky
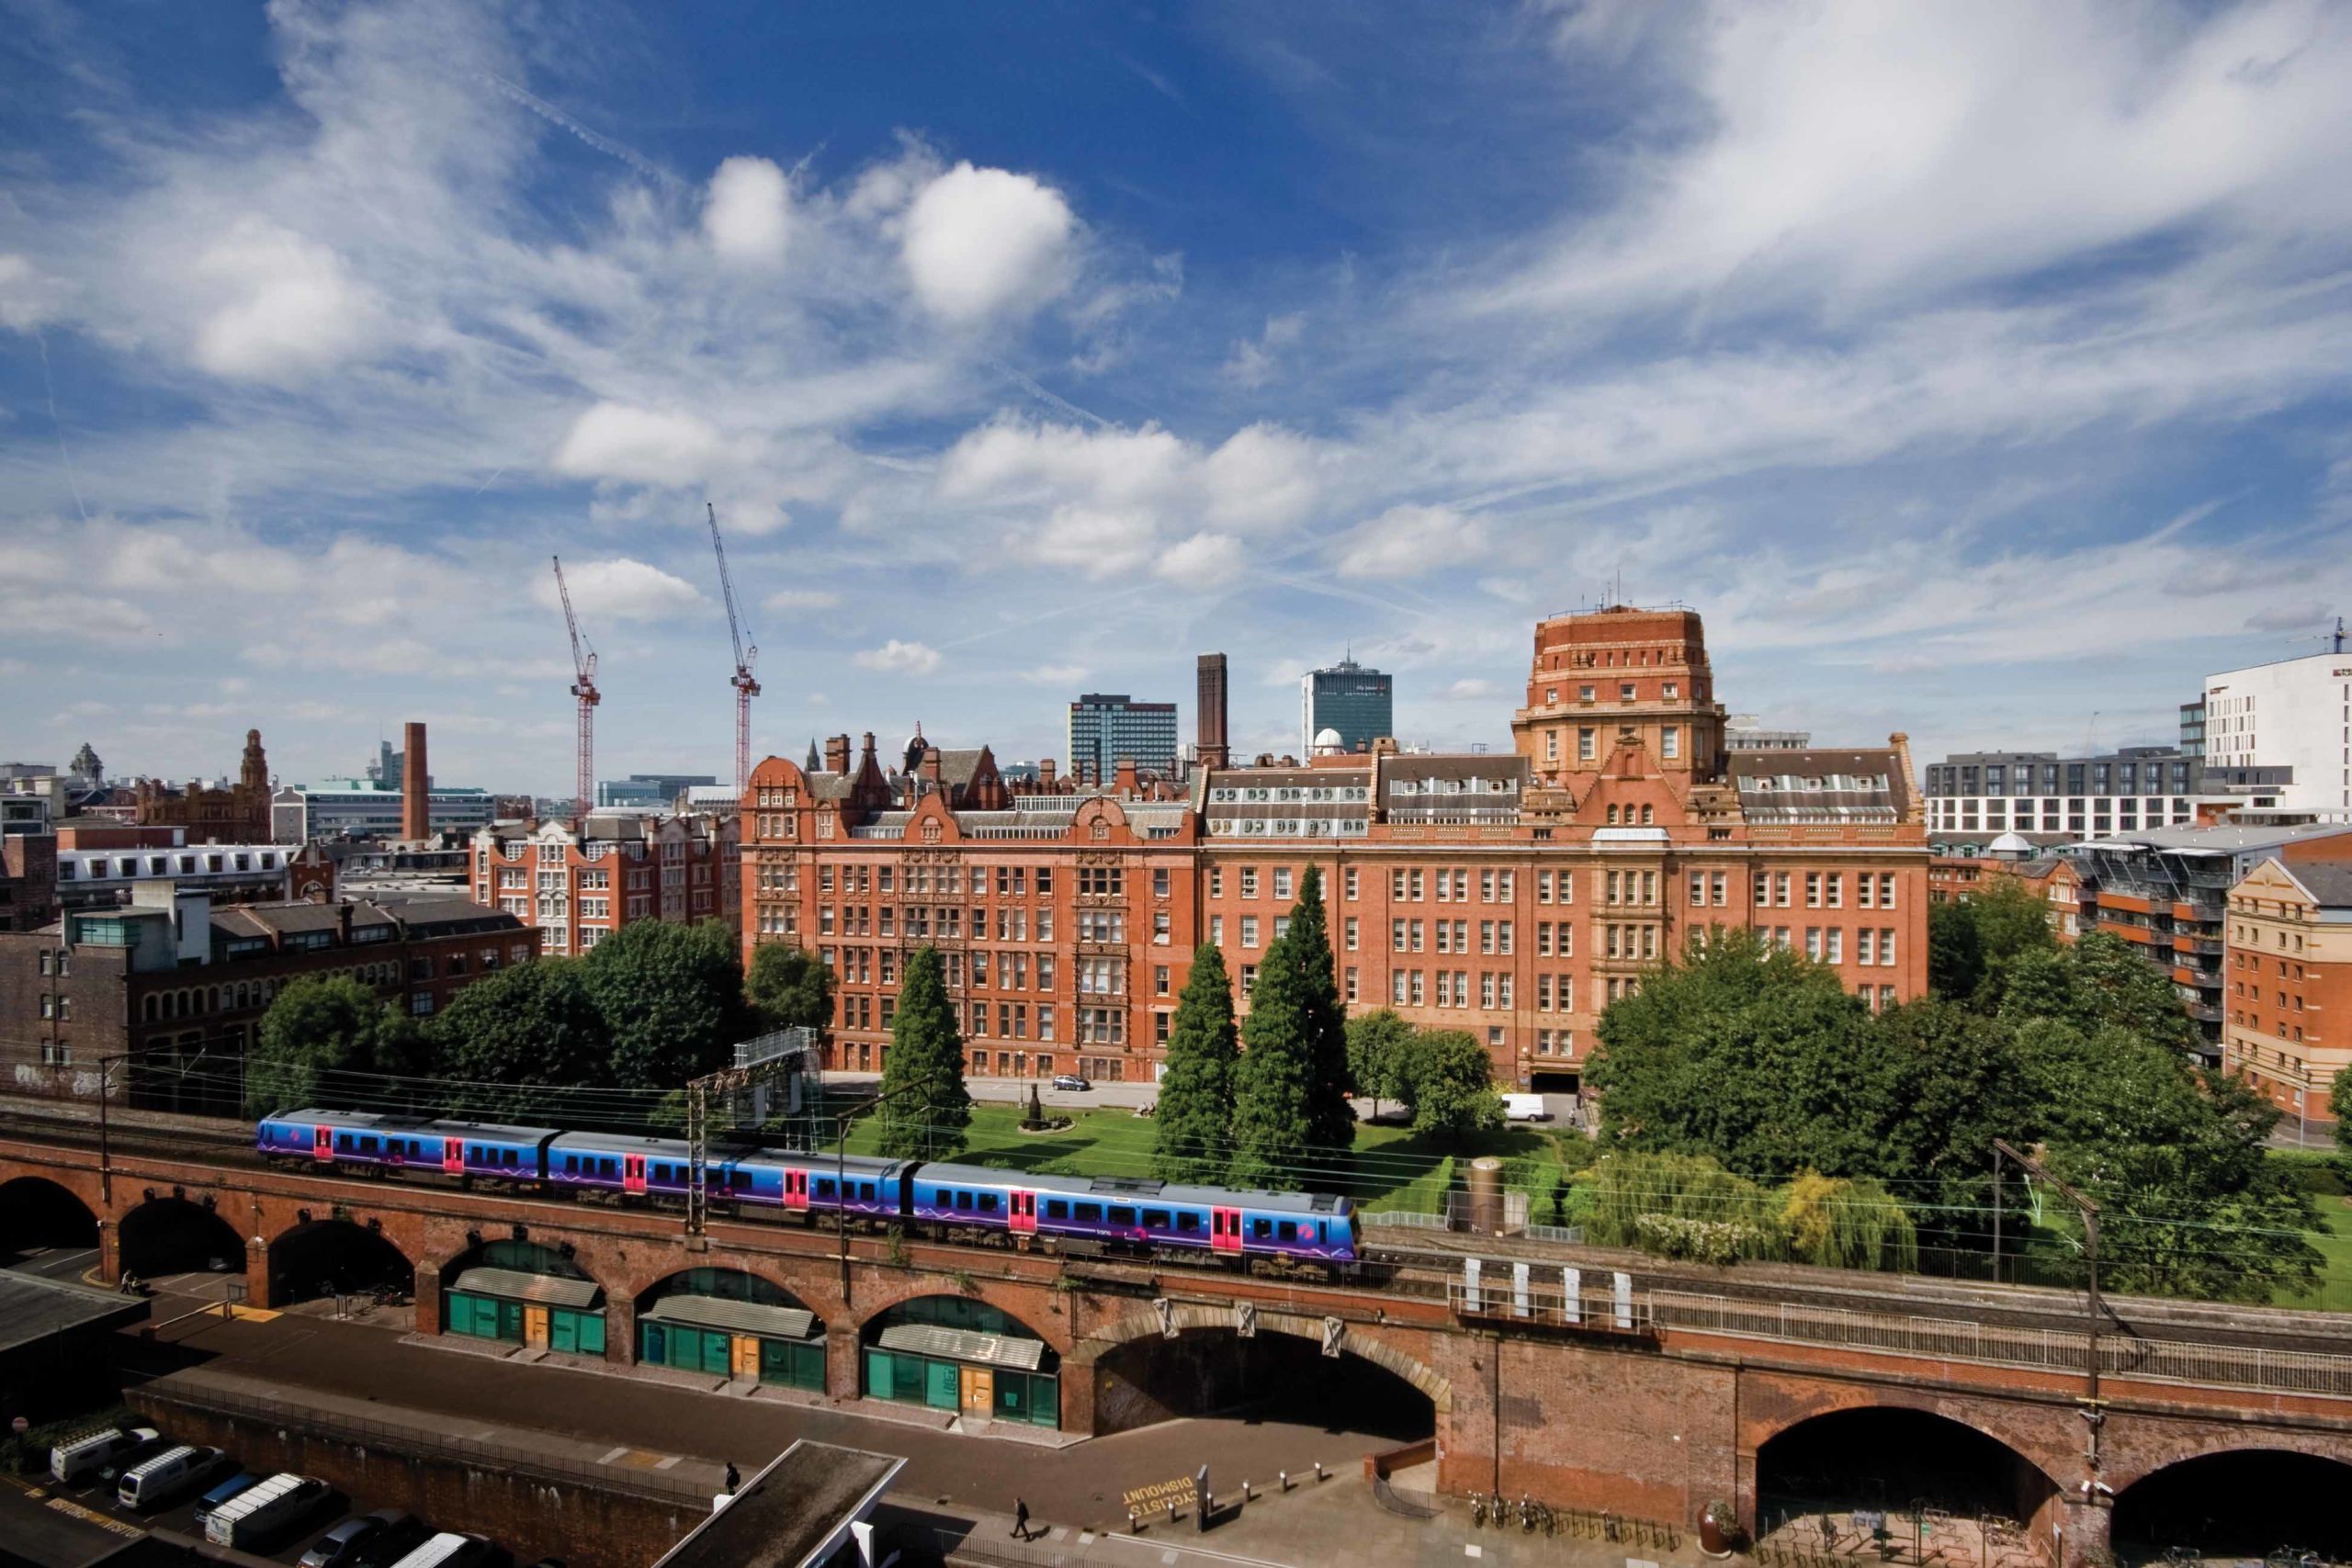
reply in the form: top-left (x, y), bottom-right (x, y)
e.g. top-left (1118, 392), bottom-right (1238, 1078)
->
top-left (5, 0), bottom-right (2350, 794)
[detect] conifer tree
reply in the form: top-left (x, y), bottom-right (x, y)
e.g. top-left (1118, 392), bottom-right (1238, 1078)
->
top-left (1287, 864), bottom-right (1356, 1153)
top-left (1153, 944), bottom-right (1239, 1181)
top-left (876, 946), bottom-right (971, 1159)
top-left (1231, 918), bottom-right (1311, 1191)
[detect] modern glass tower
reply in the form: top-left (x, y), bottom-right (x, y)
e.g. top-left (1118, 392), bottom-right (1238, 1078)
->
top-left (1068, 694), bottom-right (1178, 782)
top-left (1301, 658), bottom-right (1394, 756)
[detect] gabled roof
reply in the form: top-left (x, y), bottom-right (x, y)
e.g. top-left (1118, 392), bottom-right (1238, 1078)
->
top-left (2265, 860), bottom-right (2352, 908)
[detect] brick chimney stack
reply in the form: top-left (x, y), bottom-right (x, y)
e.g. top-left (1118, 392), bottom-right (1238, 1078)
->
top-left (401, 721), bottom-right (429, 840)
top-left (826, 735), bottom-right (852, 774)
top-left (1114, 758), bottom-right (1139, 797)
top-left (1039, 759), bottom-right (1057, 790)
top-left (1196, 653), bottom-right (1229, 771)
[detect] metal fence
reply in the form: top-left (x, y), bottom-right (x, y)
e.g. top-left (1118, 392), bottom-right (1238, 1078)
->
top-left (133, 1382), bottom-right (711, 1506)
top-left (1647, 1291), bottom-right (2352, 1400)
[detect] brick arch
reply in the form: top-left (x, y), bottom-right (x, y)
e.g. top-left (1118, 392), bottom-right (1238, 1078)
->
top-left (2102, 1429), bottom-right (2352, 1495)
top-left (853, 1280), bottom-right (1072, 1355)
top-left (628, 1261), bottom-right (831, 1323)
top-left (0, 1161), bottom-right (106, 1221)
top-left (1740, 1376), bottom-right (2074, 1489)
top-left (1088, 1302), bottom-right (1452, 1415)
top-left (264, 1211), bottom-right (418, 1302)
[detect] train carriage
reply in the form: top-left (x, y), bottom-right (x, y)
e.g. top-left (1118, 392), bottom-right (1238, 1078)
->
top-left (731, 1150), bottom-right (910, 1222)
top-left (546, 1132), bottom-right (733, 1205)
top-left (256, 1111), bottom-right (560, 1185)
top-left (910, 1163), bottom-right (1359, 1266)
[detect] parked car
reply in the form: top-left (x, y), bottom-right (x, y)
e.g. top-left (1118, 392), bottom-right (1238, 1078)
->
top-left (348, 1513), bottom-right (434, 1568)
top-left (383, 1533), bottom-right (494, 1568)
top-left (50, 1427), bottom-right (160, 1486)
top-left (194, 1471), bottom-right (264, 1529)
top-left (1052, 1074), bottom-right (1091, 1091)
top-left (303, 1509), bottom-right (422, 1568)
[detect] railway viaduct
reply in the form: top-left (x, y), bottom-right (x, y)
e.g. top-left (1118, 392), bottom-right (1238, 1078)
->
top-left (8, 1127), bottom-right (2352, 1564)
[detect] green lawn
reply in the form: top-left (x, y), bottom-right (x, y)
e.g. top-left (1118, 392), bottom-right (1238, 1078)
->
top-left (2278, 1196), bottom-right (2352, 1313)
top-left (813, 1100), bottom-right (1583, 1217)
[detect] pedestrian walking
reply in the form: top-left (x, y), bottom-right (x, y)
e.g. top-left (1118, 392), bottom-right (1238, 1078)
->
top-left (1013, 1498), bottom-right (1031, 1540)
top-left (725, 1461), bottom-right (741, 1494)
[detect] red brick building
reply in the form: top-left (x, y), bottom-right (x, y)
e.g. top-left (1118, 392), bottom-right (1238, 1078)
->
top-left (2225, 858), bottom-right (2352, 1134)
top-left (469, 811), bottom-right (740, 956)
top-left (741, 606), bottom-right (1931, 1089)
top-left (0, 887), bottom-right (537, 1115)
top-left (132, 728), bottom-right (275, 842)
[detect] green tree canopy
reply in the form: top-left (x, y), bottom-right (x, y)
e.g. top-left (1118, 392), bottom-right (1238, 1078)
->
top-left (1153, 944), bottom-right (1239, 1182)
top-left (581, 919), bottom-right (754, 1089)
top-left (875, 945), bottom-right (970, 1160)
top-left (1344, 1009), bottom-right (1418, 1120)
top-left (1399, 1028), bottom-right (1503, 1136)
top-left (746, 941), bottom-right (833, 1035)
top-left (1230, 919), bottom-right (1312, 1190)
top-left (1286, 865), bottom-right (1356, 1153)
top-left (245, 975), bottom-right (422, 1119)
top-left (1588, 928), bottom-right (1893, 1180)
top-left (1928, 899), bottom-right (1986, 1001)
top-left (425, 959), bottom-right (612, 1122)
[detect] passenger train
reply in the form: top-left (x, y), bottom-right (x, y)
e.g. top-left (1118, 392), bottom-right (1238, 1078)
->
top-left (254, 1109), bottom-right (1359, 1269)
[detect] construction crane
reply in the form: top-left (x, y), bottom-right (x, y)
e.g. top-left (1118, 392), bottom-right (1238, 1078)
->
top-left (2293, 615), bottom-right (2347, 655)
top-left (706, 502), bottom-right (760, 795)
top-left (551, 555), bottom-right (600, 823)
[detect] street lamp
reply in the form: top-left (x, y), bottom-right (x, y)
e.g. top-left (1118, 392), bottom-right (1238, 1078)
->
top-left (831, 1075), bottom-right (943, 1303)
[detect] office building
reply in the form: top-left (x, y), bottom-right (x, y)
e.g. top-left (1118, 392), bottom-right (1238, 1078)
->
top-left (1302, 657), bottom-right (1394, 757)
top-left (1922, 748), bottom-right (2292, 852)
top-left (2179, 698), bottom-right (2206, 760)
top-left (2204, 650), bottom-right (2352, 821)
top-left (597, 773), bottom-right (720, 810)
top-left (742, 604), bottom-right (1930, 1093)
top-left (1067, 694), bottom-right (1178, 784)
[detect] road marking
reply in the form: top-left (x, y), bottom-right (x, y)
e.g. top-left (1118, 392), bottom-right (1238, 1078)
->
top-left (1464, 1548), bottom-right (1482, 1560)
top-left (46, 1496), bottom-right (141, 1537)
top-left (596, 1446), bottom-right (628, 1464)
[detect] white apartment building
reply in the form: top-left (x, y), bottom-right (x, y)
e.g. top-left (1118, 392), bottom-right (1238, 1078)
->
top-left (2205, 652), bottom-right (2352, 822)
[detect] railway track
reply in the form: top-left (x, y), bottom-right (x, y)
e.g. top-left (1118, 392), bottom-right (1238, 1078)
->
top-left (10, 1096), bottom-right (2352, 1360)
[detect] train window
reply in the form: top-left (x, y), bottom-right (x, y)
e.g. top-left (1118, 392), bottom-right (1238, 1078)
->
top-left (603, 1159), bottom-right (618, 1178)
top-left (1175, 1212), bottom-right (1199, 1233)
top-left (1278, 1221), bottom-right (1298, 1242)
top-left (1046, 1199), bottom-right (1069, 1219)
top-left (861, 1181), bottom-right (876, 1201)
top-left (1317, 1223), bottom-right (1328, 1243)
top-left (564, 1156), bottom-right (579, 1174)
top-left (955, 1190), bottom-right (973, 1211)
top-left (1109, 1206), bottom-right (1136, 1226)
top-left (978, 1193), bottom-right (1000, 1213)
top-left (1141, 1209), bottom-right (1170, 1229)
top-left (1251, 1218), bottom-right (1272, 1239)
top-left (336, 1134), bottom-right (353, 1152)
top-left (1075, 1202), bottom-right (1102, 1223)
top-left (505, 1149), bottom-right (520, 1168)
top-left (362, 1135), bottom-right (379, 1153)
top-left (816, 1178), bottom-right (837, 1198)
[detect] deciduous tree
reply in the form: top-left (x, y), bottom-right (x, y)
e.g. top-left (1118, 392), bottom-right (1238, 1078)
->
top-left (1344, 1009), bottom-right (1417, 1121)
top-left (246, 976), bottom-right (421, 1119)
top-left (426, 960), bottom-right (611, 1122)
top-left (1399, 1028), bottom-right (1503, 1136)
top-left (582, 919), bottom-right (755, 1089)
top-left (747, 942), bottom-right (833, 1035)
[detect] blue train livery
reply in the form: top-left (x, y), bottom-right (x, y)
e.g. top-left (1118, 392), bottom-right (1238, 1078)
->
top-left (911, 1163), bottom-right (1358, 1264)
top-left (729, 1152), bottom-right (910, 1222)
top-left (257, 1110), bottom-right (559, 1182)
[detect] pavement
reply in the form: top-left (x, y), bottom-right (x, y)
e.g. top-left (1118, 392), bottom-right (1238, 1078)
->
top-left (108, 1278), bottom-right (1696, 1568)
top-left (828, 1075), bottom-right (1589, 1129)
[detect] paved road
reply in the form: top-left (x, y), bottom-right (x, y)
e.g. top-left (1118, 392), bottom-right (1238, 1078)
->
top-left (829, 1074), bottom-right (1589, 1128)
top-left (6, 1246), bottom-right (100, 1281)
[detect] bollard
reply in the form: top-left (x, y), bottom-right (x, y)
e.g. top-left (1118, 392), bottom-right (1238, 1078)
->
top-left (1168, 1500), bottom-right (1178, 1526)
top-left (1313, 1460), bottom-right (1326, 1483)
top-left (1129, 1508), bottom-right (1141, 1534)
top-left (1279, 1469), bottom-right (1289, 1494)
top-left (1241, 1480), bottom-right (1251, 1504)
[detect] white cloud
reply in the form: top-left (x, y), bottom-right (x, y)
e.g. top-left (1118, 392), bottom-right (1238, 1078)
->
top-left (763, 587), bottom-right (841, 612)
top-left (1221, 312), bottom-right (1304, 388)
top-left (552, 403), bottom-right (728, 486)
top-left (190, 219), bottom-right (377, 382)
top-left (1011, 506), bottom-right (1159, 578)
top-left (0, 254), bottom-right (61, 331)
top-left (1446, 678), bottom-right (1498, 700)
top-left (903, 163), bottom-right (1076, 322)
top-left (1023, 663), bottom-right (1090, 686)
top-left (854, 639), bottom-right (942, 674)
top-left (1158, 531), bottom-right (1245, 589)
top-left (533, 558), bottom-right (706, 622)
top-left (1202, 423), bottom-right (1319, 533)
top-left (938, 417), bottom-right (1188, 507)
top-left (1334, 504), bottom-right (1486, 580)
top-left (703, 156), bottom-right (793, 265)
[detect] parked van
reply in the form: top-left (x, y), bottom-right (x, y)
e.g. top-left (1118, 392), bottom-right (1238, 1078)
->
top-left (119, 1444), bottom-right (224, 1510)
top-left (51, 1427), bottom-right (160, 1486)
top-left (384, 1533), bottom-right (494, 1568)
top-left (1501, 1094), bottom-right (1551, 1122)
top-left (195, 1471), bottom-right (263, 1529)
top-left (205, 1472), bottom-right (330, 1549)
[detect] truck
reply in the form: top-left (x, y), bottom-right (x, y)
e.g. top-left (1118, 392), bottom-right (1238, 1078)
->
top-left (205, 1472), bottom-right (330, 1549)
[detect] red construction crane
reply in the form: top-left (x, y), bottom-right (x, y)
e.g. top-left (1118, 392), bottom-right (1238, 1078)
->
top-left (551, 555), bottom-right (600, 822)
top-left (706, 502), bottom-right (760, 795)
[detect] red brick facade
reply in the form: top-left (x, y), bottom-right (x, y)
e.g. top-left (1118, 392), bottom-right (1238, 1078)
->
top-left (742, 607), bottom-right (1932, 1089)
top-left (470, 813), bottom-right (740, 957)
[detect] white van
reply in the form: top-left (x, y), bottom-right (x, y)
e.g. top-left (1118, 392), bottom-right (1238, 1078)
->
top-left (1502, 1094), bottom-right (1551, 1122)
top-left (385, 1533), bottom-right (494, 1568)
top-left (206, 1472), bottom-right (329, 1548)
top-left (119, 1445), bottom-right (222, 1510)
top-left (51, 1427), bottom-right (160, 1486)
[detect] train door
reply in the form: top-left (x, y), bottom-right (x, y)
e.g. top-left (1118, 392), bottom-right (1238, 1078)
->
top-left (784, 1168), bottom-right (808, 1212)
top-left (1210, 1207), bottom-right (1243, 1256)
top-left (523, 1305), bottom-right (550, 1349)
top-left (443, 1137), bottom-right (465, 1175)
top-left (1009, 1190), bottom-right (1037, 1235)
top-left (959, 1366), bottom-right (994, 1414)
top-left (311, 1124), bottom-right (333, 1161)
top-left (623, 1153), bottom-right (648, 1197)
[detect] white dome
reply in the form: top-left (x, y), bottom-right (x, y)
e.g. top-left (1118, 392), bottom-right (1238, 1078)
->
top-left (1985, 830), bottom-right (2036, 856)
top-left (1313, 727), bottom-right (1344, 750)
